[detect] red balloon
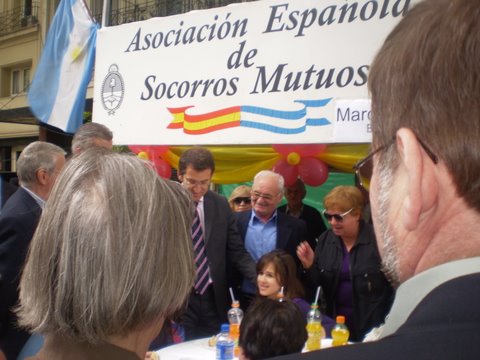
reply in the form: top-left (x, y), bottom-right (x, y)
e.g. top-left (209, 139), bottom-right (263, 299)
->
top-left (272, 159), bottom-right (298, 187)
top-left (272, 144), bottom-right (326, 157)
top-left (272, 144), bottom-right (297, 156)
top-left (298, 144), bottom-right (327, 157)
top-left (150, 145), bottom-right (170, 156)
top-left (298, 157), bottom-right (329, 187)
top-left (152, 156), bottom-right (172, 179)
top-left (128, 145), bottom-right (145, 154)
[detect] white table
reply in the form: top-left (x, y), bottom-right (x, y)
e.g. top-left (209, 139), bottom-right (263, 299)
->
top-left (156, 338), bottom-right (335, 360)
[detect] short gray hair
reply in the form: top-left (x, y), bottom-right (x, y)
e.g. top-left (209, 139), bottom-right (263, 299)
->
top-left (71, 122), bottom-right (113, 155)
top-left (16, 141), bottom-right (65, 187)
top-left (17, 149), bottom-right (195, 343)
top-left (253, 170), bottom-right (285, 194)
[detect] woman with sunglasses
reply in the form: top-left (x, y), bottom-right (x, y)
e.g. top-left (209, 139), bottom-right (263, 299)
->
top-left (297, 186), bottom-right (394, 342)
top-left (228, 185), bottom-right (252, 212)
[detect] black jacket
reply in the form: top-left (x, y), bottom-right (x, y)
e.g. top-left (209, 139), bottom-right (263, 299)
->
top-left (305, 221), bottom-right (394, 341)
top-left (0, 187), bottom-right (42, 359)
top-left (270, 273), bottom-right (480, 360)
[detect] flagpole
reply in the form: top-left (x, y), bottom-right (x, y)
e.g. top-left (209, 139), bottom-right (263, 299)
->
top-left (102, 0), bottom-right (111, 27)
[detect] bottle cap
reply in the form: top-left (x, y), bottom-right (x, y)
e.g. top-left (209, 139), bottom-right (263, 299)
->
top-left (336, 315), bottom-right (345, 324)
top-left (221, 323), bottom-right (230, 332)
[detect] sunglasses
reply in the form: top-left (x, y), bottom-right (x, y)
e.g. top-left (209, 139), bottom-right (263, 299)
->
top-left (233, 197), bottom-right (251, 205)
top-left (323, 208), bottom-right (353, 222)
top-left (353, 136), bottom-right (438, 192)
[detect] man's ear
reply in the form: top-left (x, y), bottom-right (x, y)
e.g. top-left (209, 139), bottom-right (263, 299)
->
top-left (396, 128), bottom-right (438, 231)
top-left (36, 168), bottom-right (48, 186)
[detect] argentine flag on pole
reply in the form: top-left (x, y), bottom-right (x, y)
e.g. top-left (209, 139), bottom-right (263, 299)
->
top-left (28, 0), bottom-right (98, 134)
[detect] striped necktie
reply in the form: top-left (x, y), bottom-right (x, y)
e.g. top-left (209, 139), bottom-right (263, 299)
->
top-left (192, 202), bottom-right (210, 294)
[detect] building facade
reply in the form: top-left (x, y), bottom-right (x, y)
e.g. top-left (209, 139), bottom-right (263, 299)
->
top-left (0, 0), bottom-right (253, 177)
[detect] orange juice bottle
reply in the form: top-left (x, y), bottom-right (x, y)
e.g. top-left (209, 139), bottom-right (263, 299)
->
top-left (227, 301), bottom-right (243, 357)
top-left (331, 315), bottom-right (350, 346)
top-left (305, 303), bottom-right (325, 351)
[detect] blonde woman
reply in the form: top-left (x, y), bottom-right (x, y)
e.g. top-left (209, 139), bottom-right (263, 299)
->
top-left (228, 185), bottom-right (252, 212)
top-left (297, 186), bottom-right (393, 341)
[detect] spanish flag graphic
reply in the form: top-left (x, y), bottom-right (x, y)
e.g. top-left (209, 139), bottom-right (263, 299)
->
top-left (167, 99), bottom-right (332, 135)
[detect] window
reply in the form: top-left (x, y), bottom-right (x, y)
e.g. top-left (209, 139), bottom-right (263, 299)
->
top-left (23, 68), bottom-right (30, 92)
top-left (11, 70), bottom-right (20, 95)
top-left (10, 66), bottom-right (30, 95)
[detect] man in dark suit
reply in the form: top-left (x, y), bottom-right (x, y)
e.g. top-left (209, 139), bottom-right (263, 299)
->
top-left (235, 170), bottom-right (306, 304)
top-left (273, 0), bottom-right (480, 359)
top-left (0, 141), bottom-right (65, 360)
top-left (178, 147), bottom-right (256, 340)
top-left (0, 177), bottom-right (17, 209)
top-left (277, 178), bottom-right (327, 251)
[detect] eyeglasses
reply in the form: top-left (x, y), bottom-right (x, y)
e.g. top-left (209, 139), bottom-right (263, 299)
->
top-left (183, 178), bottom-right (210, 188)
top-left (251, 190), bottom-right (279, 201)
top-left (323, 208), bottom-right (353, 222)
top-left (353, 136), bottom-right (438, 192)
top-left (233, 197), bottom-right (251, 205)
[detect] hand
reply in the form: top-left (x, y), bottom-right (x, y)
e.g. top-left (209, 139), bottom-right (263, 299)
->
top-left (0, 350), bottom-right (6, 360)
top-left (297, 241), bottom-right (314, 269)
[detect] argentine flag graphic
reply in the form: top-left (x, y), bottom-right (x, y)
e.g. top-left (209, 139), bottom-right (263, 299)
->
top-left (28, 0), bottom-right (98, 134)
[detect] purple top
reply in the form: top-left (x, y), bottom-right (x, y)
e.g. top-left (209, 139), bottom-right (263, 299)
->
top-left (335, 242), bottom-right (355, 332)
top-left (292, 297), bottom-right (311, 317)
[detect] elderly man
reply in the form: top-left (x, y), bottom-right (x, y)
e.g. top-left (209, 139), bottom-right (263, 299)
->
top-left (274, 0), bottom-right (480, 359)
top-left (235, 170), bottom-right (306, 306)
top-left (278, 178), bottom-right (327, 250)
top-left (71, 122), bottom-right (113, 155)
top-left (178, 147), bottom-right (256, 340)
top-left (0, 141), bottom-right (65, 360)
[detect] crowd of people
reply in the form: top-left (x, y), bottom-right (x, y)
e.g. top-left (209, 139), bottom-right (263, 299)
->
top-left (1, 0), bottom-right (480, 359)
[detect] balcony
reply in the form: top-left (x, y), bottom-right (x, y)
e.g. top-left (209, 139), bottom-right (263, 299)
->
top-left (0, 2), bottom-right (39, 37)
top-left (94, 0), bottom-right (256, 27)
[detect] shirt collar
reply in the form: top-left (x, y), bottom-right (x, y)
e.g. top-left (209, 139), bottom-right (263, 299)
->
top-left (251, 209), bottom-right (278, 224)
top-left (22, 186), bottom-right (45, 209)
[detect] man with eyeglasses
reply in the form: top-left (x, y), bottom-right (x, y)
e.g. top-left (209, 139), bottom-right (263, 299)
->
top-left (278, 178), bottom-right (327, 251)
top-left (272, 0), bottom-right (480, 359)
top-left (235, 170), bottom-right (307, 308)
top-left (177, 147), bottom-right (256, 340)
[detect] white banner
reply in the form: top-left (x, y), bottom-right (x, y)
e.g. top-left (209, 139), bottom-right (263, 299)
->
top-left (93, 0), bottom-right (418, 145)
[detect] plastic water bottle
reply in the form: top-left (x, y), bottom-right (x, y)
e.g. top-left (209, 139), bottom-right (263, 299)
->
top-left (216, 323), bottom-right (234, 360)
top-left (305, 303), bottom-right (325, 351)
top-left (227, 301), bottom-right (243, 358)
top-left (331, 315), bottom-right (350, 346)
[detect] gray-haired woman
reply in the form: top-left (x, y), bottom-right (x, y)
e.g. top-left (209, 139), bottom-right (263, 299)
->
top-left (16, 149), bottom-right (195, 359)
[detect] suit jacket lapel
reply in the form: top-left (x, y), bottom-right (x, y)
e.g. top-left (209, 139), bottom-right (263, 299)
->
top-left (203, 191), bottom-right (214, 245)
top-left (276, 212), bottom-right (292, 249)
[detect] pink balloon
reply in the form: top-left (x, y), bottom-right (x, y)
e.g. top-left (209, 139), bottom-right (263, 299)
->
top-left (129, 145), bottom-right (170, 156)
top-left (272, 144), bottom-right (326, 157)
top-left (272, 144), bottom-right (298, 156)
top-left (152, 156), bottom-right (172, 179)
top-left (298, 144), bottom-right (327, 157)
top-left (128, 145), bottom-right (145, 154)
top-left (298, 157), bottom-right (329, 187)
top-left (150, 145), bottom-right (170, 156)
top-left (272, 159), bottom-right (298, 187)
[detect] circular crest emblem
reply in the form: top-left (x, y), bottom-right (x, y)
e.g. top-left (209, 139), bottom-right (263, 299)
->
top-left (101, 64), bottom-right (124, 115)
